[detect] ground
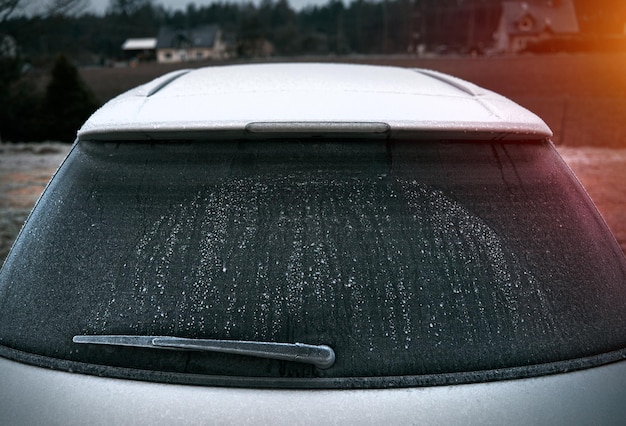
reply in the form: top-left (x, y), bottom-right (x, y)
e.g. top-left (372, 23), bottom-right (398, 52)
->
top-left (0, 143), bottom-right (70, 262)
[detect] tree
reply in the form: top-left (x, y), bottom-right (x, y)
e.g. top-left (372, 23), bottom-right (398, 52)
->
top-left (39, 55), bottom-right (99, 142)
top-left (0, 0), bottom-right (20, 25)
top-left (1, 0), bottom-right (87, 24)
top-left (44, 0), bottom-right (89, 17)
top-left (107, 0), bottom-right (153, 16)
top-left (0, 55), bottom-right (39, 142)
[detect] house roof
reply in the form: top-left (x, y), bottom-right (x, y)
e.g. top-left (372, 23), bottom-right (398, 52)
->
top-left (78, 63), bottom-right (552, 142)
top-left (502, 0), bottom-right (579, 36)
top-left (156, 25), bottom-right (220, 50)
top-left (122, 38), bottom-right (157, 50)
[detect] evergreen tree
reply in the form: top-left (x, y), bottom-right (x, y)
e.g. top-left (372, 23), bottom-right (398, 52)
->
top-left (39, 54), bottom-right (99, 142)
top-left (0, 51), bottom-right (43, 142)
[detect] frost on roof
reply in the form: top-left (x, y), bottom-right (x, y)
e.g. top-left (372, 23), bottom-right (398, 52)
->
top-left (77, 63), bottom-right (552, 141)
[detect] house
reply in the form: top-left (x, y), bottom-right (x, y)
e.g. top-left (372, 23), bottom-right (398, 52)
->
top-left (121, 38), bottom-right (157, 62)
top-left (156, 25), bottom-right (230, 63)
top-left (494, 0), bottom-right (579, 53)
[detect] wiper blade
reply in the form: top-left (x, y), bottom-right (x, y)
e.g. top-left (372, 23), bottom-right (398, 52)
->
top-left (73, 335), bottom-right (335, 369)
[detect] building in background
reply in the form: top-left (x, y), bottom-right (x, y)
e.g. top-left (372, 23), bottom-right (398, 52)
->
top-left (156, 25), bottom-right (231, 63)
top-left (413, 0), bottom-right (579, 55)
top-left (493, 0), bottom-right (579, 53)
top-left (121, 38), bottom-right (157, 62)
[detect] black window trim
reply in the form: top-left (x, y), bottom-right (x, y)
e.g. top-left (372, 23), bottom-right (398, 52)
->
top-left (2, 343), bottom-right (626, 389)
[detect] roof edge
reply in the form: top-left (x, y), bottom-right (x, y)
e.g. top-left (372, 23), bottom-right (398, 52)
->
top-left (78, 120), bottom-right (552, 142)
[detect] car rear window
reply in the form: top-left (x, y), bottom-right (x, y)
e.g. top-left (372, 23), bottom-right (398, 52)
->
top-left (1, 139), bottom-right (626, 388)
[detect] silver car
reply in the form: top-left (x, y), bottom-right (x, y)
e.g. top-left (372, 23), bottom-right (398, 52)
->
top-left (1, 63), bottom-right (626, 425)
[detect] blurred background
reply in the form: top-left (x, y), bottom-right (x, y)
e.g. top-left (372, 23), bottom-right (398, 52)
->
top-left (1, 0), bottom-right (626, 262)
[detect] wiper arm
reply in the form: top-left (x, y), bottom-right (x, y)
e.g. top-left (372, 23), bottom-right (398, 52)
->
top-left (73, 335), bottom-right (335, 369)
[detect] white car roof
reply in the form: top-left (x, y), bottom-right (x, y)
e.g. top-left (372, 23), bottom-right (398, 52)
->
top-left (78, 63), bottom-right (552, 141)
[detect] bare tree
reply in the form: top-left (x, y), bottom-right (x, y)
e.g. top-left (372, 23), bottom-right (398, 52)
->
top-left (1, 0), bottom-right (89, 24)
top-left (107, 0), bottom-right (152, 16)
top-left (0, 0), bottom-right (21, 24)
top-left (45, 0), bottom-right (90, 17)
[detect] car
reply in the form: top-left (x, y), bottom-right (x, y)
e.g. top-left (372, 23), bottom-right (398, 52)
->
top-left (1, 63), bottom-right (626, 425)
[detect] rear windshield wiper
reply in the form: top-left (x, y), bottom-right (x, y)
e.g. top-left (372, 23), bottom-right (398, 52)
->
top-left (73, 335), bottom-right (335, 369)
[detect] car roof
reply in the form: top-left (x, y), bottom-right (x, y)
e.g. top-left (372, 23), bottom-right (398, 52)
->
top-left (77, 63), bottom-right (552, 142)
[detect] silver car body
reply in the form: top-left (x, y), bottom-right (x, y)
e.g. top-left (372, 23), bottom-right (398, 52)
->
top-left (2, 355), bottom-right (626, 425)
top-left (1, 63), bottom-right (625, 425)
top-left (77, 63), bottom-right (551, 141)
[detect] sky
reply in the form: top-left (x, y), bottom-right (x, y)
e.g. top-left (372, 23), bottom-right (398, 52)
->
top-left (87, 0), bottom-right (328, 14)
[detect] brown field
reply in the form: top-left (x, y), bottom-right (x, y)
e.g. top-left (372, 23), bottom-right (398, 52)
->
top-left (1, 53), bottom-right (626, 263)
